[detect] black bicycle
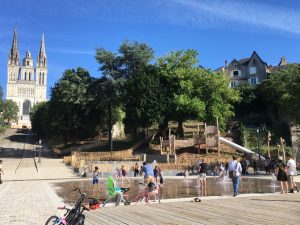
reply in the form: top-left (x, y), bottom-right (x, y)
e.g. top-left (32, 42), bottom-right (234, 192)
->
top-left (45, 187), bottom-right (100, 225)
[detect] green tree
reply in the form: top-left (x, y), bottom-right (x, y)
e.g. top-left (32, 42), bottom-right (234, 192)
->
top-left (157, 50), bottom-right (204, 137)
top-left (48, 67), bottom-right (93, 144)
top-left (261, 64), bottom-right (300, 124)
top-left (1, 99), bottom-right (19, 124)
top-left (124, 64), bottom-right (163, 135)
top-left (199, 69), bottom-right (240, 129)
top-left (30, 102), bottom-right (49, 139)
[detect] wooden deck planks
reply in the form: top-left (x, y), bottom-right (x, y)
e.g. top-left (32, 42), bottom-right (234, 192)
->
top-left (85, 194), bottom-right (300, 225)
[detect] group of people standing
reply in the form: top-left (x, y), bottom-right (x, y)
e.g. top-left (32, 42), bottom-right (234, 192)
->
top-left (135, 162), bottom-right (164, 185)
top-left (275, 154), bottom-right (298, 194)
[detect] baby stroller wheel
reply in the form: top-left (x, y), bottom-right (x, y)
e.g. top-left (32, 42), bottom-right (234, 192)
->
top-left (124, 200), bottom-right (131, 205)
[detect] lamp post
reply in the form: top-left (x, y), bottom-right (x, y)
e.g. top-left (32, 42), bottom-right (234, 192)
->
top-left (38, 139), bottom-right (42, 163)
top-left (257, 127), bottom-right (260, 159)
top-left (110, 129), bottom-right (113, 156)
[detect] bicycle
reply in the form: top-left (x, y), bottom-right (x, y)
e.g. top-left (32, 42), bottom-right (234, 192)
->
top-left (45, 187), bottom-right (100, 225)
top-left (131, 182), bottom-right (160, 205)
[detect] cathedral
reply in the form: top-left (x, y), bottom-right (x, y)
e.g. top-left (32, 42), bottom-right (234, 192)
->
top-left (6, 29), bottom-right (48, 128)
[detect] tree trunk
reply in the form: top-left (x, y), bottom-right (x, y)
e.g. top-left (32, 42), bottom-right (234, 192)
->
top-left (159, 118), bottom-right (169, 139)
top-left (177, 119), bottom-right (184, 138)
top-left (108, 104), bottom-right (113, 155)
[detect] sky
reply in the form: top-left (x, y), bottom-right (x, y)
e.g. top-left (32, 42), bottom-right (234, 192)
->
top-left (1, 0), bottom-right (300, 98)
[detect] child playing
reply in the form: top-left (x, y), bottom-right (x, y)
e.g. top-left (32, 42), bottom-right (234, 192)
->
top-left (93, 166), bottom-right (100, 187)
top-left (153, 166), bottom-right (158, 184)
top-left (158, 167), bottom-right (164, 185)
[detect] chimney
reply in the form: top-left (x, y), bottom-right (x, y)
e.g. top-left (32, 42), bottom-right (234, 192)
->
top-left (278, 56), bottom-right (287, 66)
top-left (225, 60), bottom-right (228, 68)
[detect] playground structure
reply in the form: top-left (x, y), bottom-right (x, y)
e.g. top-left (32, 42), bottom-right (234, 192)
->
top-left (160, 120), bottom-right (264, 159)
top-left (159, 129), bottom-right (176, 155)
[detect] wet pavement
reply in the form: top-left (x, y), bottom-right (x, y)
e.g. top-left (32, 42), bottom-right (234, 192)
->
top-left (52, 176), bottom-right (284, 204)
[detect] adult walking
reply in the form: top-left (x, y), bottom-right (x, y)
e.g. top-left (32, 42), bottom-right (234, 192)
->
top-left (142, 161), bottom-right (154, 184)
top-left (275, 157), bottom-right (288, 194)
top-left (286, 154), bottom-right (299, 193)
top-left (198, 159), bottom-right (208, 189)
top-left (228, 155), bottom-right (242, 197)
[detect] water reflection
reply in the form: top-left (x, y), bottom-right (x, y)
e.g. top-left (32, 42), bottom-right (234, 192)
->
top-left (53, 177), bottom-right (283, 204)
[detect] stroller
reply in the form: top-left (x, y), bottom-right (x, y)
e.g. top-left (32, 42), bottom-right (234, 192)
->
top-left (102, 176), bottom-right (130, 207)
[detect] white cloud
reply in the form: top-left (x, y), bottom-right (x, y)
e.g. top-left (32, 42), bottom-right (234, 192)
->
top-left (165, 0), bottom-right (300, 35)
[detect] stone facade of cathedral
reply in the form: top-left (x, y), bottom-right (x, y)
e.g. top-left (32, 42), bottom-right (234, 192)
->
top-left (6, 29), bottom-right (47, 128)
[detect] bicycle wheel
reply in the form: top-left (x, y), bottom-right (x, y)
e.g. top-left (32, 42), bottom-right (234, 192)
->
top-left (131, 193), bottom-right (146, 205)
top-left (44, 215), bottom-right (61, 225)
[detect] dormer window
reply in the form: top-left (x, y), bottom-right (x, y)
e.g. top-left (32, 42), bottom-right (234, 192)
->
top-left (249, 67), bottom-right (256, 74)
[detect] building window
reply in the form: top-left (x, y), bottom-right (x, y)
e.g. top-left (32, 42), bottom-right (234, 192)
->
top-left (24, 72), bottom-right (27, 80)
top-left (230, 81), bottom-right (238, 88)
top-left (249, 77), bottom-right (258, 85)
top-left (233, 70), bottom-right (239, 76)
top-left (29, 72), bottom-right (31, 81)
top-left (234, 64), bottom-right (237, 69)
top-left (249, 67), bottom-right (256, 74)
top-left (27, 61), bottom-right (29, 66)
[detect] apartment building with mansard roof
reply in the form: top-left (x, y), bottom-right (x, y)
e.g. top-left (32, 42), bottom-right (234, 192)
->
top-left (216, 51), bottom-right (287, 88)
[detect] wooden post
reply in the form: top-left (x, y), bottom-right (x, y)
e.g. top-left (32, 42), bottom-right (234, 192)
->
top-left (205, 123), bottom-right (208, 155)
top-left (216, 117), bottom-right (220, 157)
top-left (267, 131), bottom-right (271, 158)
top-left (160, 136), bottom-right (163, 154)
top-left (277, 143), bottom-right (281, 159)
top-left (280, 137), bottom-right (286, 162)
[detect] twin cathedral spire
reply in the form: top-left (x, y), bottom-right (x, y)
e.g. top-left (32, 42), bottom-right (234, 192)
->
top-left (8, 29), bottom-right (47, 85)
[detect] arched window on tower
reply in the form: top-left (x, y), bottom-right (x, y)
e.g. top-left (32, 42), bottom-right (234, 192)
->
top-left (22, 100), bottom-right (31, 115)
top-left (29, 72), bottom-right (31, 81)
top-left (24, 72), bottom-right (27, 80)
top-left (39, 72), bottom-right (41, 84)
top-left (42, 73), bottom-right (45, 85)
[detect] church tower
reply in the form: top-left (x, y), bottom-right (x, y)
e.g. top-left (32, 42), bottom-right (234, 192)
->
top-left (6, 29), bottom-right (48, 128)
top-left (35, 33), bottom-right (48, 101)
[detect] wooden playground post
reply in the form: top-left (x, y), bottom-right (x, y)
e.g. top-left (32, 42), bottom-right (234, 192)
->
top-left (205, 123), bottom-right (208, 155)
top-left (267, 131), bottom-right (271, 158)
top-left (216, 117), bottom-right (220, 157)
top-left (280, 137), bottom-right (286, 162)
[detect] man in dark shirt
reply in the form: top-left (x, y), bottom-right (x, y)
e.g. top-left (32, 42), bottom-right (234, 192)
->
top-left (198, 159), bottom-right (207, 189)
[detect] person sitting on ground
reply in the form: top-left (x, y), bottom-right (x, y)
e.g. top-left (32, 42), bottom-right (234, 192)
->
top-left (145, 181), bottom-right (159, 202)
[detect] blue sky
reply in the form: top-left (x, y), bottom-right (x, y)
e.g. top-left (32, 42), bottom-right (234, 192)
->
top-left (1, 0), bottom-right (300, 98)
